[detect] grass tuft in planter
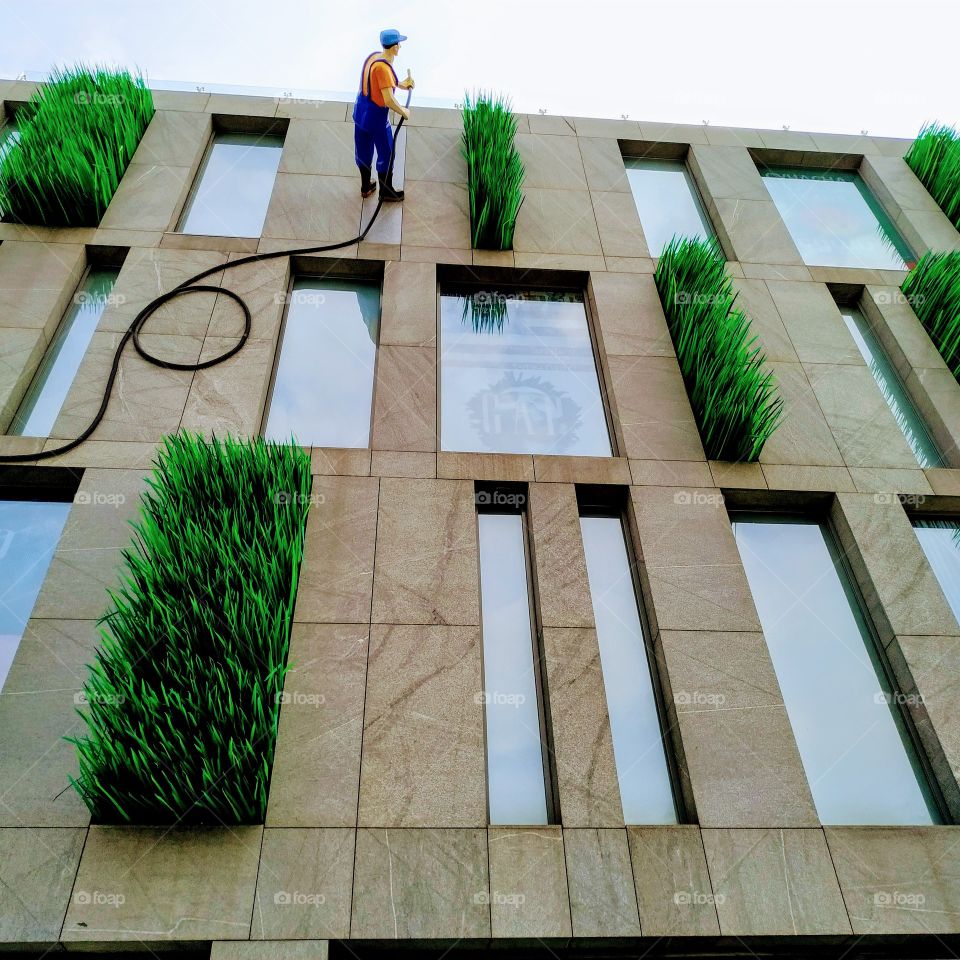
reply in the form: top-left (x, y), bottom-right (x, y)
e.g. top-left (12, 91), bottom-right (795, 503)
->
top-left (902, 249), bottom-right (960, 382)
top-left (462, 91), bottom-right (524, 250)
top-left (69, 431), bottom-right (311, 825)
top-left (0, 64), bottom-right (154, 227)
top-left (654, 236), bottom-right (783, 462)
top-left (905, 123), bottom-right (960, 231)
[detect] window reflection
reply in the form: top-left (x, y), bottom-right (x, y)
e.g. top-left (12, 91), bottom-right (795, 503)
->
top-left (624, 158), bottom-right (715, 256)
top-left (0, 499), bottom-right (71, 688)
top-left (179, 131), bottom-right (284, 238)
top-left (914, 519), bottom-right (960, 625)
top-left (440, 288), bottom-right (611, 457)
top-left (762, 168), bottom-right (914, 270)
top-left (839, 304), bottom-right (942, 468)
top-left (477, 507), bottom-right (551, 824)
top-left (264, 278), bottom-right (380, 447)
top-left (580, 513), bottom-right (677, 823)
top-left (733, 514), bottom-right (941, 825)
top-left (11, 267), bottom-right (120, 437)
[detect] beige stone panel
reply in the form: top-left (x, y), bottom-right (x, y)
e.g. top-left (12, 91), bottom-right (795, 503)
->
top-left (849, 468), bottom-right (933, 495)
top-left (209, 254), bottom-right (290, 342)
top-left (579, 138), bottom-right (630, 193)
top-left (600, 255), bottom-right (657, 274)
top-left (293, 476), bottom-right (378, 624)
top-left (473, 248), bottom-right (515, 267)
top-left (212, 943), bottom-right (328, 960)
top-left (896, 207), bottom-right (960, 256)
top-left (630, 459), bottom-right (714, 487)
top-left (688, 144), bottom-right (770, 202)
top-left (658, 630), bottom-right (817, 827)
top-left (907, 367), bottom-right (960, 466)
top-left (861, 155), bottom-right (943, 216)
top-left (626, 825), bottom-right (720, 935)
top-left (710, 198), bottom-right (803, 266)
top-left (267, 624), bottom-right (367, 827)
top-left (709, 461), bottom-right (766, 488)
top-left (0, 327), bottom-right (46, 428)
top-left (351, 828), bottom-right (490, 938)
top-left (528, 482), bottom-right (595, 629)
top-left (862, 285), bottom-right (946, 376)
top-left (100, 162), bottom-right (193, 232)
top-left (406, 106), bottom-right (467, 131)
top-left (0, 240), bottom-right (86, 338)
top-left (370, 451), bottom-right (436, 478)
top-left (380, 260), bottom-right (436, 346)
top-left (514, 252), bottom-right (607, 271)
top-left (525, 114), bottom-right (576, 136)
top-left (637, 121), bottom-right (710, 145)
top-left (62, 826), bottom-right (262, 941)
top-left (730, 277), bottom-right (799, 363)
top-left (564, 828), bottom-right (641, 936)
top-left (403, 126), bottom-right (465, 183)
top-left (438, 452), bottom-right (535, 481)
top-left (827, 826), bottom-right (960, 933)
top-left (488, 826), bottom-right (572, 938)
top-left (761, 463), bottom-right (856, 491)
top-left (607, 355), bottom-right (705, 462)
top-left (371, 478), bottom-right (479, 626)
top-left (36, 439), bottom-right (160, 469)
top-left (275, 99), bottom-right (349, 121)
top-left (358, 625), bottom-right (485, 826)
top-left (311, 447), bottom-right (371, 477)
top-left (369, 344), bottom-right (437, 452)
top-left (400, 244), bottom-right (472, 265)
top-left (629, 486), bottom-right (761, 634)
top-left (278, 119), bottom-right (357, 177)
top-left (515, 133), bottom-right (588, 190)
top-left (926, 468), bottom-right (960, 495)
top-left (703, 828), bottom-right (851, 935)
top-left (0, 827), bottom-right (86, 946)
top-left (832, 493), bottom-right (959, 644)
top-left (204, 94), bottom-right (278, 116)
top-left (513, 188), bottom-right (603, 256)
top-left (589, 271), bottom-right (674, 358)
top-left (150, 90), bottom-right (210, 112)
top-left (131, 109), bottom-right (211, 167)
top-left (740, 262), bottom-right (812, 281)
top-left (401, 180), bottom-right (471, 250)
top-left (758, 362), bottom-right (845, 467)
top-left (543, 628), bottom-right (622, 825)
top-left (532, 455), bottom-right (631, 485)
top-left (0, 619), bottom-right (97, 827)
top-left (593, 190), bottom-right (651, 259)
top-left (765, 279), bottom-right (860, 365)
top-left (804, 363), bottom-right (920, 469)
top-left (252, 828), bottom-right (354, 938)
top-left (262, 173), bottom-right (361, 243)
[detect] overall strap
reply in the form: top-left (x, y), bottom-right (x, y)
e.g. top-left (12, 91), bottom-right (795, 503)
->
top-left (360, 53), bottom-right (399, 98)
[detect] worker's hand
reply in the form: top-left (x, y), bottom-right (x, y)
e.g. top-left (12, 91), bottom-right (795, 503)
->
top-left (399, 106), bottom-right (411, 121)
top-left (399, 70), bottom-right (415, 90)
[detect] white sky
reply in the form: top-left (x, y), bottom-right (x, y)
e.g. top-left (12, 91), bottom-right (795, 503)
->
top-left (1, 0), bottom-right (957, 139)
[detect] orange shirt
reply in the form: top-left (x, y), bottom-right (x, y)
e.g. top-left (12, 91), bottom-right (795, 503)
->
top-left (360, 53), bottom-right (397, 108)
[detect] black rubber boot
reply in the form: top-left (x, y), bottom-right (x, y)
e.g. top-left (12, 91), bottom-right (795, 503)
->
top-left (378, 171), bottom-right (404, 202)
top-left (359, 166), bottom-right (376, 198)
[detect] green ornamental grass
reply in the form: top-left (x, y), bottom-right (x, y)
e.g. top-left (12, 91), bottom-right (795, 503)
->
top-left (69, 432), bottom-right (311, 825)
top-left (902, 249), bottom-right (960, 383)
top-left (904, 123), bottom-right (960, 231)
top-left (0, 64), bottom-right (154, 227)
top-left (654, 236), bottom-right (783, 462)
top-left (462, 91), bottom-right (524, 250)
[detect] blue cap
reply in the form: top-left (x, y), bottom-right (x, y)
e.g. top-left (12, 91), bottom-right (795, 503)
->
top-left (380, 28), bottom-right (407, 47)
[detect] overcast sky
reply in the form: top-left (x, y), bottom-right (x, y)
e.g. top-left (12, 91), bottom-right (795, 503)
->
top-left (1, 0), bottom-right (957, 139)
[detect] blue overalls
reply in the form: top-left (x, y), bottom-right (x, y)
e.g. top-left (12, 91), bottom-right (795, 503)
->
top-left (353, 52), bottom-right (399, 175)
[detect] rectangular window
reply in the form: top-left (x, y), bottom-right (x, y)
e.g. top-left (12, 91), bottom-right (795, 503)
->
top-left (264, 277), bottom-right (380, 447)
top-left (913, 519), bottom-right (960, 624)
top-left (761, 168), bottom-right (914, 270)
top-left (580, 509), bottom-right (678, 823)
top-left (0, 114), bottom-right (19, 162)
top-left (440, 287), bottom-right (612, 457)
top-left (10, 266), bottom-right (120, 437)
top-left (0, 497), bottom-right (71, 687)
top-left (839, 303), bottom-right (943, 468)
top-left (477, 490), bottom-right (553, 824)
top-left (624, 157), bottom-right (715, 256)
top-left (178, 130), bottom-right (284, 237)
top-left (733, 513), bottom-right (941, 825)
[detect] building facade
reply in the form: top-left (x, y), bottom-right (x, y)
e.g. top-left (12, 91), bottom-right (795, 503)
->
top-left (2, 78), bottom-right (960, 958)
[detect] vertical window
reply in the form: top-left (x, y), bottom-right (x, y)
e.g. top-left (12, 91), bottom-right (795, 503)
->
top-left (477, 489), bottom-right (553, 824)
top-left (733, 513), bottom-right (942, 825)
top-left (264, 277), bottom-right (380, 447)
top-left (580, 509), bottom-right (678, 823)
top-left (0, 113), bottom-right (19, 162)
top-left (624, 157), bottom-right (715, 256)
top-left (10, 266), bottom-right (120, 437)
top-left (178, 130), bottom-right (284, 237)
top-left (914, 518), bottom-right (960, 624)
top-left (440, 287), bottom-right (612, 457)
top-left (761, 168), bottom-right (914, 270)
top-left (839, 302), bottom-right (943, 468)
top-left (0, 497), bottom-right (71, 687)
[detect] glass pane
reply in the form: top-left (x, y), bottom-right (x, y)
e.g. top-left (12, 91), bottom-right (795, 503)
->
top-left (580, 514), bottom-right (677, 823)
top-left (179, 132), bottom-right (284, 237)
top-left (478, 511), bottom-right (549, 824)
top-left (914, 519), bottom-right (960, 625)
top-left (0, 499), bottom-right (71, 688)
top-left (0, 116), bottom-right (19, 162)
top-left (624, 158), bottom-right (714, 256)
top-left (762, 168), bottom-right (914, 270)
top-left (440, 289), bottom-right (611, 457)
top-left (11, 267), bottom-right (120, 437)
top-left (733, 515), bottom-right (940, 825)
top-left (840, 305), bottom-right (942, 468)
top-left (264, 278), bottom-right (379, 447)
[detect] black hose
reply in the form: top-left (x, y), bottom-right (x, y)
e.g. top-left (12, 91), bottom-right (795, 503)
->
top-left (0, 89), bottom-right (412, 464)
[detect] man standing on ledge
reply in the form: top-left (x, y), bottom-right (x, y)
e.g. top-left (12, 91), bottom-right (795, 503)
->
top-left (353, 29), bottom-right (415, 201)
